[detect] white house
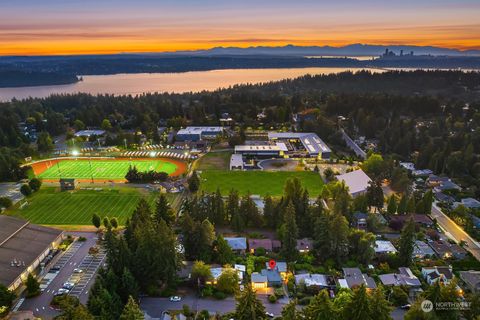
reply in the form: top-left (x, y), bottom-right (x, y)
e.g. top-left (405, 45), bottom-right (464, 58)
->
top-left (337, 169), bottom-right (373, 197)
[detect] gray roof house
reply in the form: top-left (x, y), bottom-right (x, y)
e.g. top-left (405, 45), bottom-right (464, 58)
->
top-left (379, 267), bottom-right (421, 287)
top-left (339, 268), bottom-right (377, 290)
top-left (413, 240), bottom-right (436, 259)
top-left (459, 270), bottom-right (480, 293)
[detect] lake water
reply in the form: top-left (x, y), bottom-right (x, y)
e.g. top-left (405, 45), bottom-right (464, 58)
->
top-left (0, 67), bottom-right (382, 101)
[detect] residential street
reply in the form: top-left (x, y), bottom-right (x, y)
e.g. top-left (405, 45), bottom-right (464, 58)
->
top-left (431, 203), bottom-right (480, 261)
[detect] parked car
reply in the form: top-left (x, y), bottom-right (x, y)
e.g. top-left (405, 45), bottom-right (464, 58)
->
top-left (169, 296), bottom-right (181, 302)
top-left (73, 268), bottom-right (83, 273)
top-left (400, 304), bottom-right (411, 310)
top-left (55, 288), bottom-right (69, 296)
top-left (63, 282), bottom-right (75, 290)
top-left (266, 312), bottom-right (275, 318)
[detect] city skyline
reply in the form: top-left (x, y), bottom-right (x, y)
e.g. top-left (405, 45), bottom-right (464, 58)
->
top-left (1, 0), bottom-right (480, 55)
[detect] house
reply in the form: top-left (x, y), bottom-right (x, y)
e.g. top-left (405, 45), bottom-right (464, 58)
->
top-left (435, 192), bottom-right (455, 205)
top-left (399, 162), bottom-right (415, 171)
top-left (59, 178), bottom-right (78, 191)
top-left (389, 214), bottom-right (434, 228)
top-left (412, 169), bottom-right (433, 177)
top-left (454, 198), bottom-right (480, 210)
top-left (427, 175), bottom-right (461, 192)
top-left (266, 261), bottom-right (287, 279)
top-left (379, 267), bottom-right (421, 287)
top-left (207, 266), bottom-right (243, 285)
top-left (248, 239), bottom-right (281, 254)
top-left (260, 268), bottom-right (283, 287)
top-left (74, 129), bottom-right (106, 138)
top-left (295, 273), bottom-right (336, 291)
top-left (374, 240), bottom-right (398, 254)
top-left (422, 266), bottom-right (454, 285)
top-left (352, 212), bottom-right (368, 230)
top-left (339, 268), bottom-right (377, 290)
top-left (296, 238), bottom-right (313, 253)
top-left (251, 272), bottom-right (268, 290)
top-left (459, 270), bottom-right (480, 293)
top-left (429, 241), bottom-right (467, 260)
top-left (413, 240), bottom-right (436, 259)
top-left (224, 237), bottom-right (247, 254)
top-left (336, 169), bottom-right (373, 198)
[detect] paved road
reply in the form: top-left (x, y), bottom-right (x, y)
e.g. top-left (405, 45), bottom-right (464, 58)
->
top-left (431, 203), bottom-right (480, 261)
top-left (19, 232), bottom-right (101, 319)
top-left (141, 295), bottom-right (287, 318)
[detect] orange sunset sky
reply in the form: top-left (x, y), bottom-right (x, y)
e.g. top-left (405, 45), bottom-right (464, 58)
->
top-left (1, 0), bottom-right (479, 55)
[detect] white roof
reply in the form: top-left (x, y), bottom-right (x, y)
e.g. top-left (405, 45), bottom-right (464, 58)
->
top-left (374, 240), bottom-right (398, 254)
top-left (337, 169), bottom-right (372, 195)
top-left (268, 132), bottom-right (331, 155)
top-left (230, 154), bottom-right (244, 167)
top-left (177, 126), bottom-right (223, 135)
top-left (74, 129), bottom-right (105, 137)
top-left (295, 273), bottom-right (328, 287)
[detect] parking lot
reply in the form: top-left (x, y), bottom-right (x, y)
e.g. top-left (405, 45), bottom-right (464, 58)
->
top-left (19, 232), bottom-right (103, 318)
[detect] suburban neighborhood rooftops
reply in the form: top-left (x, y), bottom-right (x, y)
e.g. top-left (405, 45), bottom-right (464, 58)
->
top-left (248, 239), bottom-right (280, 251)
top-left (0, 216), bottom-right (63, 288)
top-left (296, 238), bottom-right (313, 252)
top-left (455, 198), bottom-right (480, 209)
top-left (459, 270), bottom-right (480, 292)
top-left (295, 273), bottom-right (334, 287)
top-left (390, 214), bottom-right (433, 227)
top-left (413, 240), bottom-right (436, 258)
top-left (224, 237), bottom-right (247, 250)
top-left (336, 169), bottom-right (372, 195)
top-left (251, 272), bottom-right (268, 283)
top-left (429, 240), bottom-right (467, 259)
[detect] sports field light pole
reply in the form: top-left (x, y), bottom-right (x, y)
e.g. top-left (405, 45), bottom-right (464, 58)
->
top-left (89, 157), bottom-right (94, 184)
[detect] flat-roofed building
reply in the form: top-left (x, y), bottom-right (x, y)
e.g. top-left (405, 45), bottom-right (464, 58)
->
top-left (74, 129), bottom-right (106, 137)
top-left (176, 126), bottom-right (223, 141)
top-left (0, 216), bottom-right (64, 291)
top-left (230, 154), bottom-right (244, 170)
top-left (268, 132), bottom-right (331, 159)
top-left (234, 144), bottom-right (286, 157)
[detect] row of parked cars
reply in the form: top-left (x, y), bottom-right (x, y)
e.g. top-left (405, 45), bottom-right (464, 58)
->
top-left (54, 269), bottom-right (83, 296)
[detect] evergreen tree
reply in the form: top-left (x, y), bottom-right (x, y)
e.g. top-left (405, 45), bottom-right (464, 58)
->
top-left (0, 284), bottom-right (16, 317)
top-left (212, 188), bottom-right (225, 225)
top-left (422, 190), bottom-right (433, 214)
top-left (119, 268), bottom-right (139, 303)
top-left (303, 290), bottom-right (336, 320)
top-left (369, 286), bottom-right (392, 320)
top-left (214, 235), bottom-right (234, 265)
top-left (92, 213), bottom-right (101, 229)
top-left (110, 217), bottom-right (119, 229)
top-left (397, 194), bottom-right (408, 215)
top-left (119, 296), bottom-right (144, 320)
top-left (398, 217), bottom-right (416, 266)
top-left (263, 195), bottom-right (276, 229)
top-left (313, 211), bottom-right (330, 260)
top-left (344, 285), bottom-right (371, 320)
top-left (155, 193), bottom-right (175, 226)
top-left (226, 190), bottom-right (242, 230)
top-left (406, 196), bottom-right (416, 213)
top-left (387, 195), bottom-right (397, 215)
top-left (329, 212), bottom-right (350, 263)
top-left (188, 170), bottom-right (200, 193)
top-left (25, 273), bottom-right (40, 298)
top-left (103, 216), bottom-right (111, 229)
top-left (281, 299), bottom-right (298, 320)
top-left (366, 180), bottom-right (384, 212)
top-left (234, 285), bottom-right (267, 320)
top-left (281, 201), bottom-right (298, 262)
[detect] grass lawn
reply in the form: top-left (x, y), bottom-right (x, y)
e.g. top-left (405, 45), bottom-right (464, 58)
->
top-left (196, 151), bottom-right (232, 171)
top-left (8, 186), bottom-right (160, 226)
top-left (36, 159), bottom-right (179, 180)
top-left (199, 170), bottom-right (324, 197)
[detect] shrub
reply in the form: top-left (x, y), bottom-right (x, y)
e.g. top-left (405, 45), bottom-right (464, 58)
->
top-left (25, 274), bottom-right (40, 298)
top-left (268, 295), bottom-right (277, 303)
top-left (0, 197), bottom-right (13, 209)
top-left (274, 288), bottom-right (285, 298)
top-left (20, 184), bottom-right (32, 196)
top-left (28, 178), bottom-right (42, 192)
top-left (77, 237), bottom-right (87, 242)
top-left (213, 291), bottom-right (226, 300)
top-left (298, 297), bottom-right (313, 305)
top-left (390, 286), bottom-right (409, 306)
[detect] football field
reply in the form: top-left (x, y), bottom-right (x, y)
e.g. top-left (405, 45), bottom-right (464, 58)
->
top-left (9, 187), bottom-right (159, 225)
top-left (199, 170), bottom-right (324, 196)
top-left (32, 158), bottom-right (185, 181)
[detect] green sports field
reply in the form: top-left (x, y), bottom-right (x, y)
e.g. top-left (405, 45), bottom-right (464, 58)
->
top-left (36, 159), bottom-right (179, 180)
top-left (9, 187), bottom-right (158, 225)
top-left (199, 170), bottom-right (324, 196)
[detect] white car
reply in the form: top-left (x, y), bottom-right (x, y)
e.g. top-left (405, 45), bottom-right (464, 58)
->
top-left (266, 312), bottom-right (274, 318)
top-left (169, 296), bottom-right (181, 302)
top-left (73, 268), bottom-right (83, 273)
top-left (63, 282), bottom-right (75, 290)
top-left (55, 288), bottom-right (69, 296)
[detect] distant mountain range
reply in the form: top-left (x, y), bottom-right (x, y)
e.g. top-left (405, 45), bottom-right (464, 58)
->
top-left (164, 44), bottom-right (480, 57)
